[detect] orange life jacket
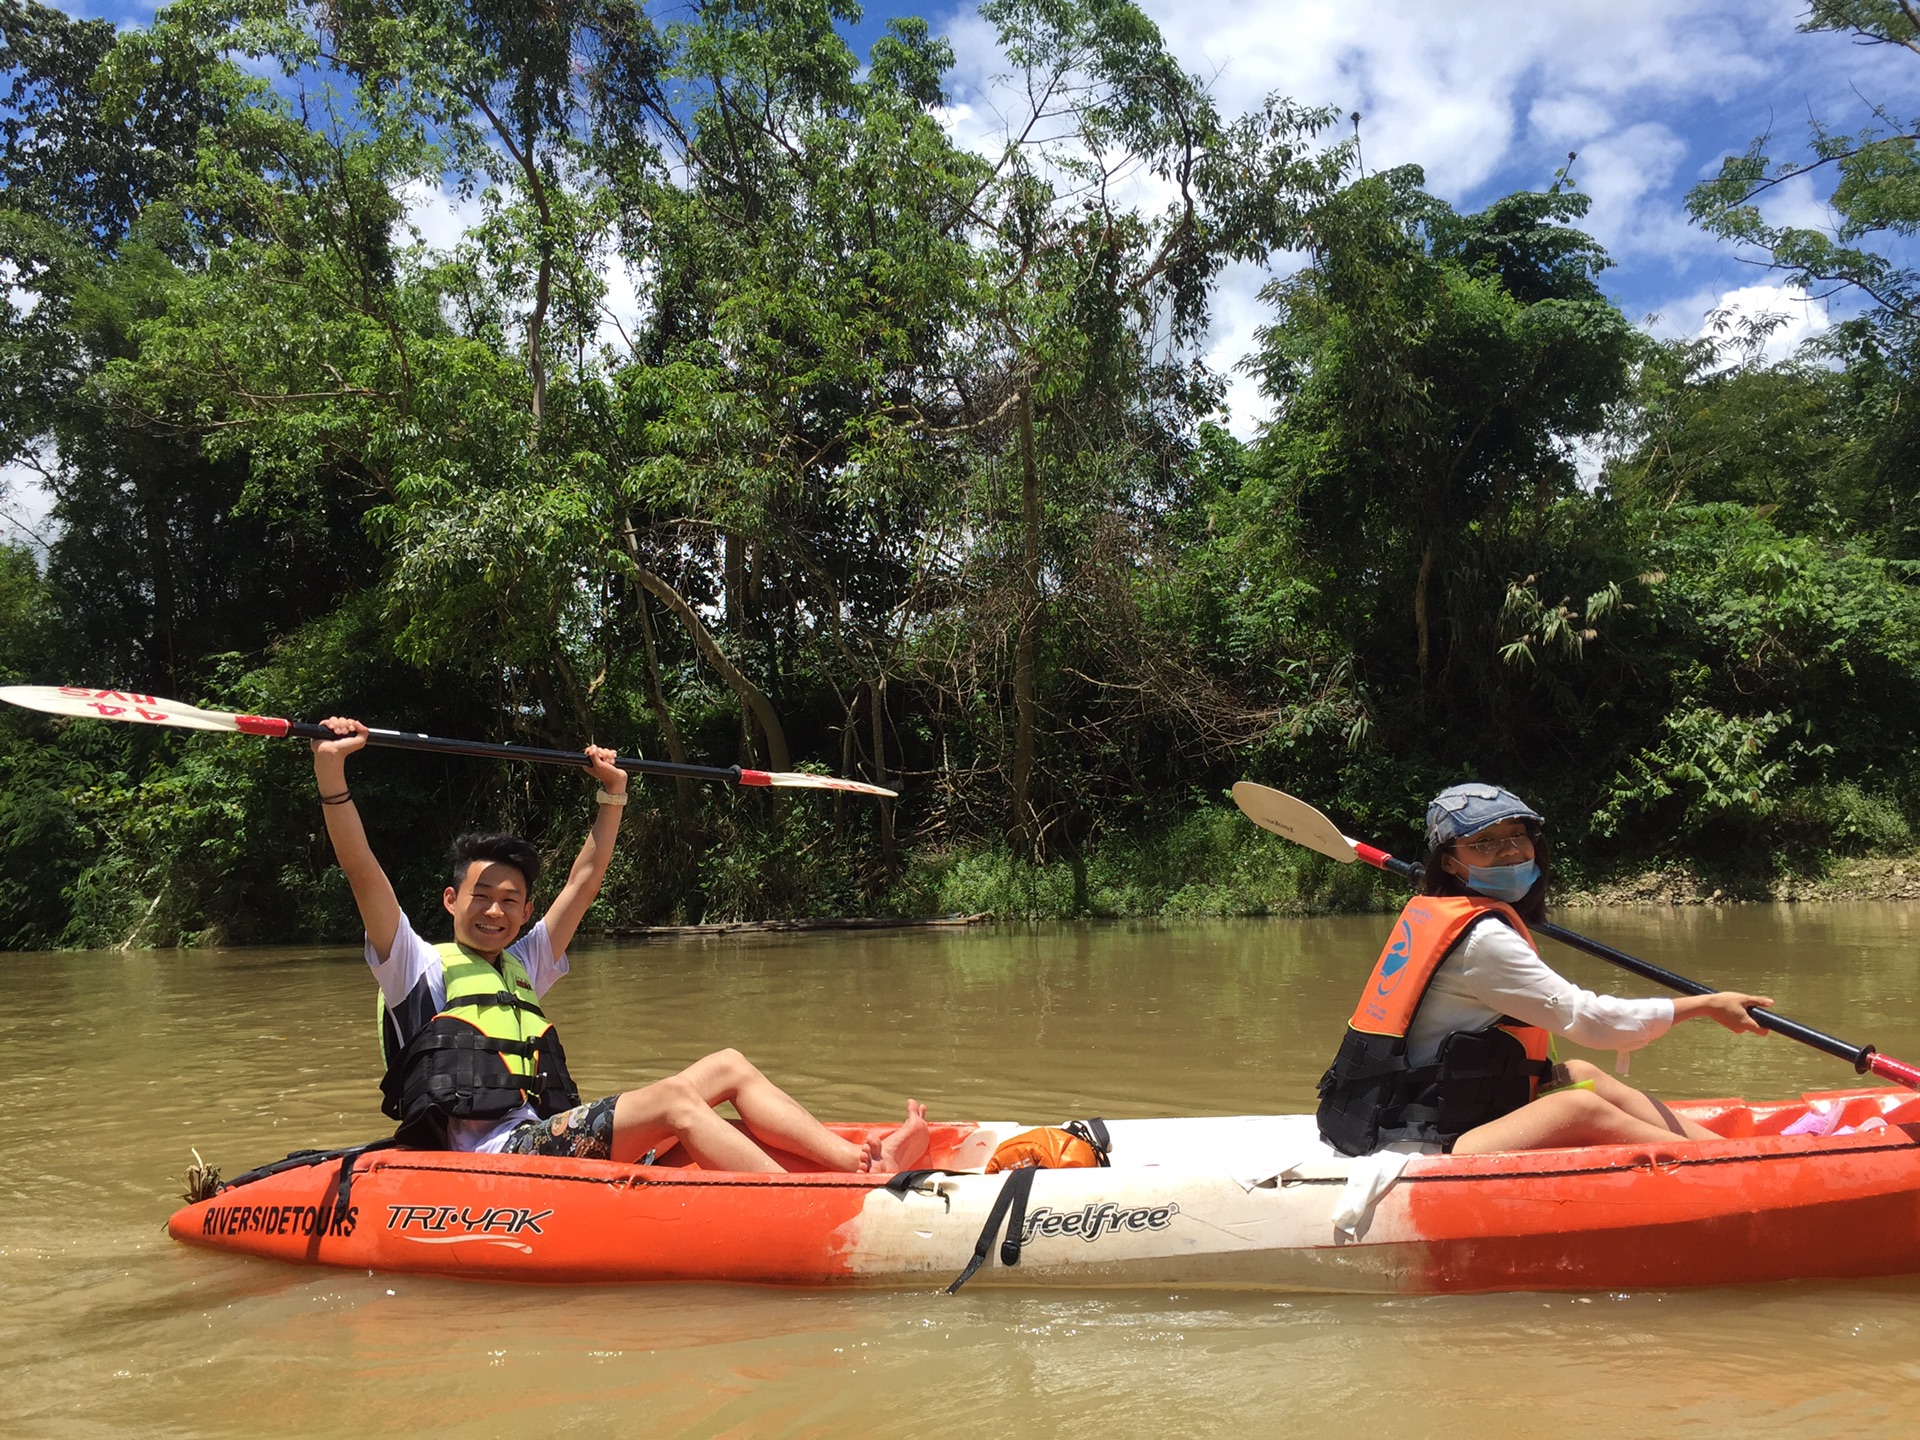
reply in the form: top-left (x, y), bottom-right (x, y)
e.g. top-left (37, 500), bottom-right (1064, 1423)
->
top-left (1316, 896), bottom-right (1554, 1157)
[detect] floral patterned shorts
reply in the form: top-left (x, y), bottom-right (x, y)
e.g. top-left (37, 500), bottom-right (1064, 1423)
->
top-left (500, 1095), bottom-right (620, 1159)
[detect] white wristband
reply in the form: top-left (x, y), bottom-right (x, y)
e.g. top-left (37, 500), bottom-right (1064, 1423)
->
top-left (595, 788), bottom-right (628, 808)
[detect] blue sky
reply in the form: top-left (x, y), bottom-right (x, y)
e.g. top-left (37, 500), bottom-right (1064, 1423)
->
top-left (6, 2), bottom-right (1911, 539)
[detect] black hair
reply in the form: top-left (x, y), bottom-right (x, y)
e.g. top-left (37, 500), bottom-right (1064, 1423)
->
top-left (449, 832), bottom-right (542, 892)
top-left (1418, 822), bottom-right (1550, 924)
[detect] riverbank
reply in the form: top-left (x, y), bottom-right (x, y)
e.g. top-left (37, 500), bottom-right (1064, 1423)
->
top-left (1561, 854), bottom-right (1920, 908)
top-left (887, 811), bottom-right (1920, 921)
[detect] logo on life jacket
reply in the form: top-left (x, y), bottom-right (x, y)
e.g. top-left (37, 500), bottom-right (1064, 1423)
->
top-left (1375, 919), bottom-right (1415, 997)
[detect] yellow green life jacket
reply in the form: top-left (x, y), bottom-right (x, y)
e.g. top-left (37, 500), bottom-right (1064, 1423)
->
top-left (377, 942), bottom-right (581, 1148)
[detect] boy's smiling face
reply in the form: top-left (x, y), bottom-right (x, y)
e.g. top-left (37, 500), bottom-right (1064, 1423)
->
top-left (443, 860), bottom-right (531, 957)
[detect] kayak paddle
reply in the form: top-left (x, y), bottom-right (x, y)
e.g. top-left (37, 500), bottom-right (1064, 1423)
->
top-left (0, 685), bottom-right (898, 798)
top-left (1231, 780), bottom-right (1920, 1087)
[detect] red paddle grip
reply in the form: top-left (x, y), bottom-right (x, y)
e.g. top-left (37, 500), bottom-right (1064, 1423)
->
top-left (235, 715), bottom-right (290, 737)
top-left (738, 769), bottom-right (772, 787)
top-left (1352, 841), bottom-right (1392, 870)
top-left (1867, 1052), bottom-right (1920, 1087)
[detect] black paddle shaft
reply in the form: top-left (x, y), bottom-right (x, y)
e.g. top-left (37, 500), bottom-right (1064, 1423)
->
top-left (286, 721), bottom-right (748, 785)
top-left (1378, 853), bottom-right (1874, 1072)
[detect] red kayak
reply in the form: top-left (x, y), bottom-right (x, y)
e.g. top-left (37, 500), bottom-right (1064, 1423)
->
top-left (168, 1087), bottom-right (1920, 1293)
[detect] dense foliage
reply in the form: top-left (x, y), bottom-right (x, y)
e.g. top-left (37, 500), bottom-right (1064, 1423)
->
top-left (3, 0), bottom-right (1918, 947)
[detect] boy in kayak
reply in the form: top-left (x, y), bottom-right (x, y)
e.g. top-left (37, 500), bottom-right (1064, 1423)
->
top-left (311, 717), bottom-right (930, 1173)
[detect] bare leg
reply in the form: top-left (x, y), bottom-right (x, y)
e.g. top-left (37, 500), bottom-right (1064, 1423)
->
top-left (1452, 1087), bottom-right (1700, 1155)
top-left (672, 1049), bottom-right (870, 1170)
top-left (1558, 1059), bottom-right (1720, 1141)
top-left (610, 1049), bottom-right (932, 1174)
top-left (609, 1075), bottom-right (786, 1172)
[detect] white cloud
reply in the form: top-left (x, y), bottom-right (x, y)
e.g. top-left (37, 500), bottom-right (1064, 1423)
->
top-left (937, 0), bottom-right (1798, 243)
top-left (1206, 259), bottom-right (1281, 440)
top-left (1120, 1), bottom-right (1778, 194)
top-left (931, 101), bottom-right (978, 136)
top-left (1529, 93), bottom-right (1613, 145)
top-left (1635, 278), bottom-right (1828, 362)
top-left (1752, 169), bottom-right (1832, 233)
top-left (395, 178), bottom-right (486, 253)
top-left (598, 256), bottom-right (649, 356)
top-left (1571, 121), bottom-right (1701, 260)
top-left (4, 274), bottom-right (38, 321)
top-left (930, 0), bottom-right (1884, 430)
top-left (1697, 280), bottom-right (1831, 363)
top-left (0, 459), bottom-right (56, 555)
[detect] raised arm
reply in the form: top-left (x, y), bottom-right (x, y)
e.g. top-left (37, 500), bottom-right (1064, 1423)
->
top-left (540, 743), bottom-right (628, 956)
top-left (311, 717), bottom-right (401, 960)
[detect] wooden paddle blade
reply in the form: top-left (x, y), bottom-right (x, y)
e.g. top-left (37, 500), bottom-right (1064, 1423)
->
top-left (0, 685), bottom-right (240, 733)
top-left (1230, 781), bottom-right (1358, 863)
top-left (746, 769), bottom-right (898, 799)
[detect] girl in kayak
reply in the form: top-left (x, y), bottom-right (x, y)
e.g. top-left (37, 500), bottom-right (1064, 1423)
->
top-left (1317, 782), bottom-right (1772, 1156)
top-left (312, 717), bottom-right (930, 1173)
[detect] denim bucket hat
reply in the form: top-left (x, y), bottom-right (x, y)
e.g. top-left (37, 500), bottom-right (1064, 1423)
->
top-left (1426, 783), bottom-right (1544, 846)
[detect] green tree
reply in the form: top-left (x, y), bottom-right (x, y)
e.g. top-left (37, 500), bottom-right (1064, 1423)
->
top-left (936, 0), bottom-right (1341, 860)
top-left (1687, 1), bottom-right (1920, 556)
top-left (1243, 168), bottom-right (1638, 818)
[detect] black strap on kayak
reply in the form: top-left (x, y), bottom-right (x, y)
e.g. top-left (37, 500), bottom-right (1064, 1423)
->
top-left (884, 1168), bottom-right (957, 1198)
top-left (945, 1166), bottom-right (1039, 1294)
top-left (220, 1137), bottom-right (401, 1194)
top-left (331, 1138), bottom-right (401, 1219)
top-left (296, 1139), bottom-right (398, 1262)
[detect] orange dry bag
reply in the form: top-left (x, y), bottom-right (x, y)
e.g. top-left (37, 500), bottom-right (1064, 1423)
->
top-left (984, 1117), bottom-right (1112, 1173)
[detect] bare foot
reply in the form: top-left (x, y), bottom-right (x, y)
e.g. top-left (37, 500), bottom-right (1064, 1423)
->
top-left (875, 1100), bottom-right (930, 1173)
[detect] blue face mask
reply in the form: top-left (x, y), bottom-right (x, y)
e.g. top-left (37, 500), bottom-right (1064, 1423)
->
top-left (1463, 859), bottom-right (1539, 903)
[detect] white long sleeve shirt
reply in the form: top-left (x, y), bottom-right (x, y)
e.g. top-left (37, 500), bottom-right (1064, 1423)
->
top-left (1403, 917), bottom-right (1673, 1070)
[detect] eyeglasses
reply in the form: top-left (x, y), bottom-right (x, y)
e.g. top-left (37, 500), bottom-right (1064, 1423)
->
top-left (1454, 833), bottom-right (1535, 861)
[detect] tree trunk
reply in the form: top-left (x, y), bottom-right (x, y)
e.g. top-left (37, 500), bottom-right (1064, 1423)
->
top-left (724, 531), bottom-right (745, 631)
top-left (1415, 539), bottom-right (1435, 699)
top-left (837, 693), bottom-right (858, 840)
top-left (871, 676), bottom-right (895, 876)
top-left (1010, 387), bottom-right (1043, 859)
top-left (135, 467), bottom-right (178, 692)
top-left (529, 245), bottom-right (549, 431)
top-left (622, 535), bottom-right (791, 772)
top-left (633, 587), bottom-right (694, 822)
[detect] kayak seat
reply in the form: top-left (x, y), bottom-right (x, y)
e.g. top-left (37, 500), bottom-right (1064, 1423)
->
top-left (1687, 1103), bottom-right (1755, 1139)
top-left (1877, 1096), bottom-right (1920, 1127)
top-left (631, 1120), bottom-right (987, 1175)
top-left (1752, 1093), bottom-right (1907, 1136)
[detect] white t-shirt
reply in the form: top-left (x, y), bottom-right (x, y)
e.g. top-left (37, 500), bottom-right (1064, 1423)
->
top-left (368, 910), bottom-right (571, 1153)
top-left (1404, 917), bottom-right (1674, 1071)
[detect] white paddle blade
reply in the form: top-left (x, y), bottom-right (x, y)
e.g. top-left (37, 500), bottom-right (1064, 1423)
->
top-left (763, 771), bottom-right (898, 799)
top-left (0, 685), bottom-right (240, 733)
top-left (1231, 781), bottom-right (1359, 863)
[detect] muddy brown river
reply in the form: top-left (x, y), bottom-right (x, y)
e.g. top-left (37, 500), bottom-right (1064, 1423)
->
top-left (7, 906), bottom-right (1920, 1437)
